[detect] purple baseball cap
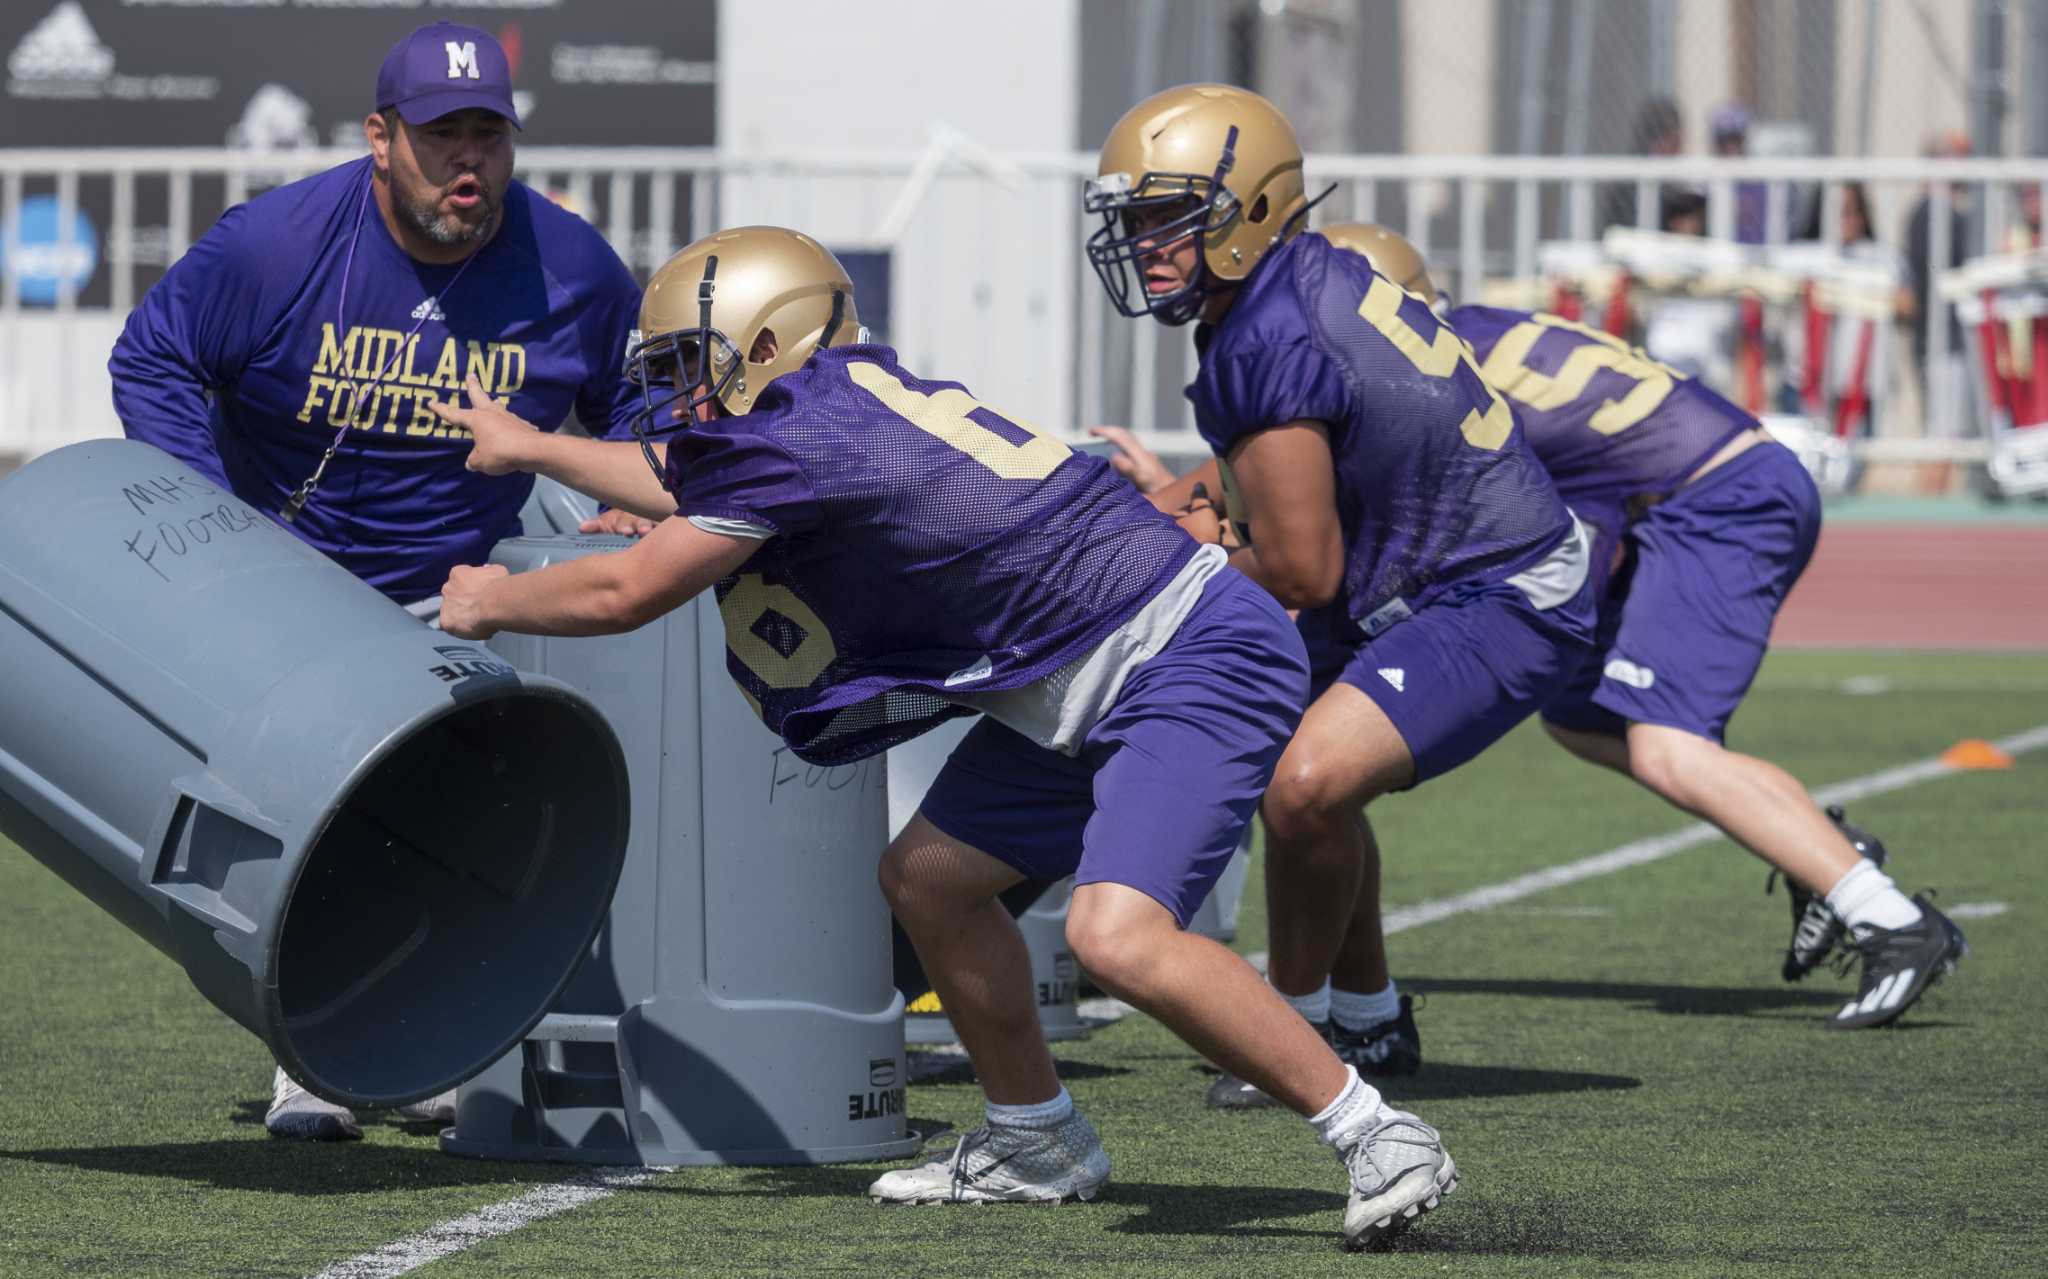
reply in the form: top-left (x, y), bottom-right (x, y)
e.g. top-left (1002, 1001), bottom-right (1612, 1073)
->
top-left (376, 21), bottom-right (522, 130)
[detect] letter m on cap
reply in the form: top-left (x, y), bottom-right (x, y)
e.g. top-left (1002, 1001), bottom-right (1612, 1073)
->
top-left (446, 41), bottom-right (480, 79)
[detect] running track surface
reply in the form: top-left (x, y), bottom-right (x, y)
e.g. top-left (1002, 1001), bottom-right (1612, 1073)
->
top-left (1774, 526), bottom-right (2048, 649)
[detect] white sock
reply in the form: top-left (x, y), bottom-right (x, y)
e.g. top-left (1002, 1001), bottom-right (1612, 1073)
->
top-left (1330, 980), bottom-right (1400, 1031)
top-left (1825, 859), bottom-right (1923, 935)
top-left (1308, 1065), bottom-right (1387, 1146)
top-left (1276, 979), bottom-right (1331, 1025)
top-left (986, 1086), bottom-right (1073, 1130)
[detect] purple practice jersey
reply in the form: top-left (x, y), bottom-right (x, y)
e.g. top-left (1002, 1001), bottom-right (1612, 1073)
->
top-left (1187, 232), bottom-right (1574, 634)
top-left (111, 157), bottom-right (644, 603)
top-left (664, 344), bottom-right (1199, 765)
top-left (1447, 305), bottom-right (1754, 536)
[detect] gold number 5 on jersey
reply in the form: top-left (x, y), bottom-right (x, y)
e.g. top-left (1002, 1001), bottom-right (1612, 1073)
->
top-left (1476, 313), bottom-right (1680, 436)
top-left (1355, 276), bottom-right (1515, 450)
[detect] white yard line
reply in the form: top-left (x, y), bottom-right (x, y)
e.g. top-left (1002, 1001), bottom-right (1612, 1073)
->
top-left (313, 721), bottom-right (2048, 1279)
top-left (307, 1168), bottom-right (660, 1279)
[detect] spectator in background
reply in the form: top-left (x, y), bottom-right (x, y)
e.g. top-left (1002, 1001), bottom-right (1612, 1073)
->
top-left (1841, 182), bottom-right (1876, 248)
top-left (1661, 189), bottom-right (1708, 237)
top-left (2005, 181), bottom-right (2042, 253)
top-left (1598, 98), bottom-right (1700, 236)
top-left (1799, 181), bottom-right (1886, 256)
top-left (1900, 131), bottom-right (1974, 445)
top-left (1811, 183), bottom-right (1903, 431)
top-left (1711, 102), bottom-right (1769, 245)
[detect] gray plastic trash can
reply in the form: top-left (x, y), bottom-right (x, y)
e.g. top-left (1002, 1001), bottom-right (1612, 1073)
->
top-left (1187, 837), bottom-right (1251, 943)
top-left (517, 475), bottom-right (599, 537)
top-left (0, 441), bottom-right (630, 1109)
top-left (440, 535), bottom-right (919, 1166)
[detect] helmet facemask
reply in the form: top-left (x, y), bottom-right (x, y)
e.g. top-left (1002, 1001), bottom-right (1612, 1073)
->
top-left (1085, 125), bottom-right (1242, 327)
top-left (623, 254), bottom-right (745, 480)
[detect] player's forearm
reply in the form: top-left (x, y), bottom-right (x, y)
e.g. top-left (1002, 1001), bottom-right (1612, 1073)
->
top-left (1226, 545), bottom-right (1273, 596)
top-left (522, 433), bottom-right (678, 520)
top-left (1227, 540), bottom-right (1337, 610)
top-left (477, 552), bottom-right (652, 637)
top-left (1144, 458), bottom-right (1223, 514)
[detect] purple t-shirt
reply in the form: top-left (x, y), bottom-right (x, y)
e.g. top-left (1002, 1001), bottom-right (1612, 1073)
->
top-left (1186, 232), bottom-right (1573, 633)
top-left (1447, 304), bottom-right (1753, 538)
top-left (110, 156), bottom-right (644, 603)
top-left (664, 344), bottom-right (1199, 765)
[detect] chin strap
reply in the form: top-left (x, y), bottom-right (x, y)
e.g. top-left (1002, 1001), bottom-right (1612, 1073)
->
top-left (1284, 182), bottom-right (1341, 240)
top-left (817, 288), bottom-right (847, 350)
top-left (694, 254), bottom-right (720, 403)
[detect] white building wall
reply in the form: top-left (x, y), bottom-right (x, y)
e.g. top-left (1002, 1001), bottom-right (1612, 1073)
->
top-left (717, 0), bottom-right (1081, 430)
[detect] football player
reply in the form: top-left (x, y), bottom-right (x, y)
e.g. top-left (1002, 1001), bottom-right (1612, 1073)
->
top-left (1316, 223), bottom-right (1966, 1029)
top-left (427, 226), bottom-right (1455, 1249)
top-left (1085, 86), bottom-right (1598, 1105)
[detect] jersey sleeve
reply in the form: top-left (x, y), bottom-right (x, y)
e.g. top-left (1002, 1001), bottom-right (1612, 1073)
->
top-left (107, 203), bottom-right (282, 486)
top-left (1187, 339), bottom-right (1352, 455)
top-left (663, 422), bottom-right (824, 536)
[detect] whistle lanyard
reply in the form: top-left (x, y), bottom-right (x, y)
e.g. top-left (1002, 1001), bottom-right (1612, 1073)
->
top-left (280, 167), bottom-right (483, 523)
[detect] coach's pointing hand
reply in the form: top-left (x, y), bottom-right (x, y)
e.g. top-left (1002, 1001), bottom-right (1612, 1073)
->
top-left (439, 562), bottom-right (509, 640)
top-left (1088, 425), bottom-right (1174, 495)
top-left (433, 373), bottom-right (540, 476)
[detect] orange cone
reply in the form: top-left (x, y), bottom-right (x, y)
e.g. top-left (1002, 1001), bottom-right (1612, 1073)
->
top-left (1941, 739), bottom-right (2015, 770)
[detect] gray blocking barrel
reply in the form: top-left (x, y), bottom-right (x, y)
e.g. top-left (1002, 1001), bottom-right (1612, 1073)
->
top-left (887, 720), bottom-right (1089, 1045)
top-left (441, 534), bottom-right (918, 1167)
top-left (1188, 837), bottom-right (1252, 943)
top-left (0, 440), bottom-right (629, 1109)
top-left (517, 475), bottom-right (599, 536)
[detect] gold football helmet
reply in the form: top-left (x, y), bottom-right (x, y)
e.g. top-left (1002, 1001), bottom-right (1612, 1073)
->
top-left (624, 225), bottom-right (862, 464)
top-left (1318, 223), bottom-right (1438, 300)
top-left (1085, 84), bottom-right (1307, 325)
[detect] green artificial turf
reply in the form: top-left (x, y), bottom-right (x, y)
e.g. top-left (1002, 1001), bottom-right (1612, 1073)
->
top-left (2, 649), bottom-right (2043, 1278)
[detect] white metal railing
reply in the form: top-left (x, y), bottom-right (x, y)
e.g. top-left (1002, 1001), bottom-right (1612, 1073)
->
top-left (4, 148), bottom-right (2046, 466)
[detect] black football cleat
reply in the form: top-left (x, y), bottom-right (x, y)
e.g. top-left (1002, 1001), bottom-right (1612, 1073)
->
top-left (1332, 995), bottom-right (1422, 1078)
top-left (1773, 805), bottom-right (1889, 982)
top-left (1825, 895), bottom-right (1966, 1030)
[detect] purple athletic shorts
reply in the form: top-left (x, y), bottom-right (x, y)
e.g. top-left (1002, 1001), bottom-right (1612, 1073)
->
top-left (917, 568), bottom-right (1307, 927)
top-left (1543, 441), bottom-right (1820, 744)
top-left (1299, 568), bottom-right (1598, 785)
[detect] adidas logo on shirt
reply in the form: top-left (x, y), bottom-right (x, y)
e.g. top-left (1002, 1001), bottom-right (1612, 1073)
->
top-left (1377, 667), bottom-right (1405, 692)
top-left (411, 296), bottom-right (446, 322)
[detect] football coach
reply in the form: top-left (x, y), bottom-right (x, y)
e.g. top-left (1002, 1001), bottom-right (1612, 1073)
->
top-left (107, 20), bottom-right (647, 1140)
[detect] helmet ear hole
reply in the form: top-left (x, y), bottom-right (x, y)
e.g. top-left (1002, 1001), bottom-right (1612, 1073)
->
top-left (1248, 194), bottom-right (1270, 224)
top-left (749, 327), bottom-right (780, 364)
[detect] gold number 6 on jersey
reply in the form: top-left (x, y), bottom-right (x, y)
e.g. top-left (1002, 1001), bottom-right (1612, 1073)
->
top-left (718, 573), bottom-right (838, 692)
top-left (1356, 276), bottom-right (1515, 450)
top-left (846, 361), bottom-right (1072, 481)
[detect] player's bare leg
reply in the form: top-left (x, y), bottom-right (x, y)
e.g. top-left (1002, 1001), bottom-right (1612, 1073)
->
top-left (1067, 882), bottom-right (1346, 1111)
top-left (1065, 882), bottom-right (1456, 1242)
top-left (1544, 721), bottom-right (1867, 894)
top-left (1543, 720), bottom-right (1960, 1022)
top-left (1330, 814), bottom-right (1392, 996)
top-left (877, 814), bottom-right (1056, 1105)
top-left (1260, 684), bottom-right (1413, 1006)
top-left (870, 816), bottom-right (1111, 1205)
